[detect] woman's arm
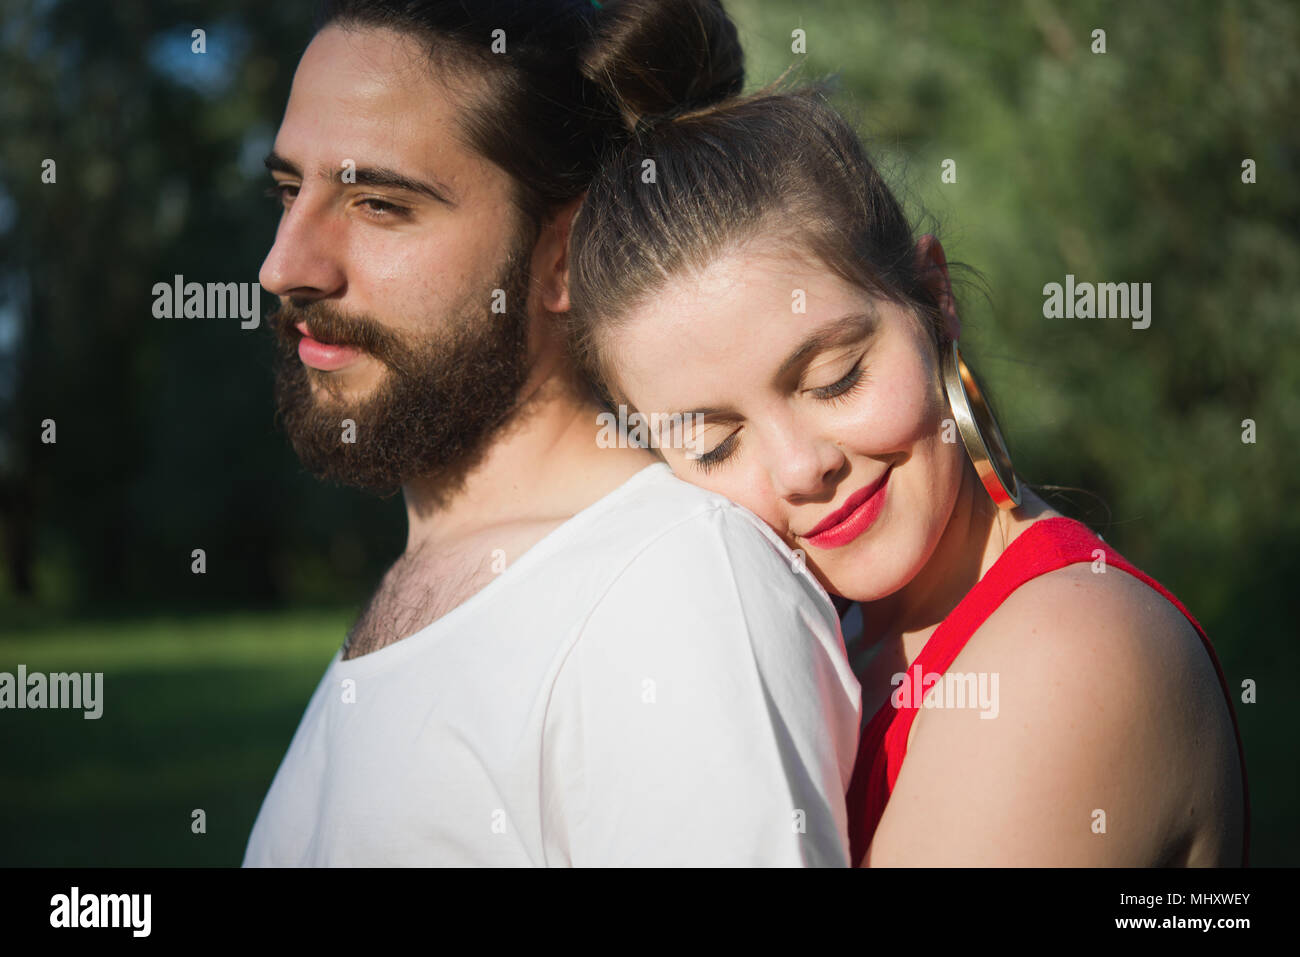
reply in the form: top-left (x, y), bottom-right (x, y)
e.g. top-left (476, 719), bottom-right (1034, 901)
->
top-left (865, 562), bottom-right (1244, 866)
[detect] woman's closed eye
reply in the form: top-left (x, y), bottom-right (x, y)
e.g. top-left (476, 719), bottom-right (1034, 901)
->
top-left (807, 359), bottom-right (868, 403)
top-left (688, 360), bottom-right (869, 474)
top-left (690, 430), bottom-right (739, 474)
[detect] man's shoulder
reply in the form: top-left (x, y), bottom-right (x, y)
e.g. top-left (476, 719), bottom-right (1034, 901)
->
top-left (575, 464), bottom-right (824, 596)
top-left (542, 466), bottom-right (862, 861)
top-left (547, 466), bottom-right (837, 648)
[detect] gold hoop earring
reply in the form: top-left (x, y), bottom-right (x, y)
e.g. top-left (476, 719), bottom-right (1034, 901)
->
top-left (942, 341), bottom-right (1022, 510)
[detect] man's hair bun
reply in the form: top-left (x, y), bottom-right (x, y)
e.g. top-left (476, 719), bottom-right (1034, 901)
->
top-left (581, 0), bottom-right (745, 131)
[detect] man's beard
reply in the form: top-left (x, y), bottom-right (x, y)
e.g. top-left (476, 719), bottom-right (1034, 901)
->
top-left (269, 245), bottom-right (532, 496)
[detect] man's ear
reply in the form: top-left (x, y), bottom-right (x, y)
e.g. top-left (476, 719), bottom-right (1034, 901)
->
top-left (533, 194), bottom-right (585, 314)
top-left (915, 234), bottom-right (961, 341)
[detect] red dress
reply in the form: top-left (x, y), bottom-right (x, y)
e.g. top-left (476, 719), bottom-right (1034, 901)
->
top-left (845, 516), bottom-right (1250, 866)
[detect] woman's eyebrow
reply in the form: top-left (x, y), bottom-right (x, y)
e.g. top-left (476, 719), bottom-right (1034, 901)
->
top-left (776, 311), bottom-right (879, 380)
top-left (671, 312), bottom-right (879, 420)
top-left (671, 404), bottom-right (743, 422)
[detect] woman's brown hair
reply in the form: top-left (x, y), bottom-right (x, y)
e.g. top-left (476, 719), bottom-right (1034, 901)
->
top-left (567, 81), bottom-right (956, 407)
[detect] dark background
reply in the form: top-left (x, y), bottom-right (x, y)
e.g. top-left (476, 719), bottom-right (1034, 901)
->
top-left (1, 0), bottom-right (1296, 865)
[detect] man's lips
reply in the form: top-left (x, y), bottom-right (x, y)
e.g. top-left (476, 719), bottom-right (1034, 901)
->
top-left (294, 321), bottom-right (362, 372)
top-left (802, 468), bottom-right (892, 549)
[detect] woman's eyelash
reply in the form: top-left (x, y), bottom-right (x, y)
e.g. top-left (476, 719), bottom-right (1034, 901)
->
top-left (690, 362), bottom-right (868, 474)
top-left (692, 431), bottom-right (738, 474)
top-left (809, 363), bottom-right (868, 403)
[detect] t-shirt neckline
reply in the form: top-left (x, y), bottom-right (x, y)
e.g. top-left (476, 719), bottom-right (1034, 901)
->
top-left (332, 462), bottom-right (671, 675)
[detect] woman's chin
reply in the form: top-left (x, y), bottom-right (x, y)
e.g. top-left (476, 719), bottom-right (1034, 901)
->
top-left (811, 536), bottom-right (919, 604)
top-left (826, 577), bottom-right (902, 604)
top-left (805, 563), bottom-right (895, 605)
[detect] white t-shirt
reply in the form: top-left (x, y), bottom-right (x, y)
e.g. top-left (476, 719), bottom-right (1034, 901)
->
top-left (242, 463), bottom-right (862, 866)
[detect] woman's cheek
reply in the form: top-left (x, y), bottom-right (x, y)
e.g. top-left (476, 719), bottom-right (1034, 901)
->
top-left (730, 470), bottom-right (789, 539)
top-left (839, 376), bottom-right (935, 455)
top-left (682, 462), bottom-right (782, 537)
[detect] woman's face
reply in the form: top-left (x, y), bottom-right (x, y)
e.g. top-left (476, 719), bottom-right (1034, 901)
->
top-left (604, 234), bottom-right (965, 601)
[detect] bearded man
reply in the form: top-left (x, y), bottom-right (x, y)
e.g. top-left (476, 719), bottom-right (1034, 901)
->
top-left (243, 0), bottom-right (860, 867)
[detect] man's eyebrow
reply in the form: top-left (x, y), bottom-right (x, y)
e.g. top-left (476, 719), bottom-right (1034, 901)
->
top-left (262, 151), bottom-right (456, 206)
top-left (339, 164), bottom-right (456, 206)
top-left (672, 311), bottom-right (879, 420)
top-left (776, 311), bottom-right (879, 380)
top-left (263, 151), bottom-right (300, 177)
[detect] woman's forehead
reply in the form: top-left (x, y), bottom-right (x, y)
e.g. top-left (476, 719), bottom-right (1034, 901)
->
top-left (611, 244), bottom-right (882, 408)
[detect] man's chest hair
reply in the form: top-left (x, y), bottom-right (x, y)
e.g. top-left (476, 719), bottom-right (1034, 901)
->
top-left (342, 545), bottom-right (495, 661)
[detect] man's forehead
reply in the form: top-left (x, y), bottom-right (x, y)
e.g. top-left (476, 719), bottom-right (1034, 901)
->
top-left (298, 24), bottom-right (439, 98)
top-left (277, 24), bottom-right (475, 173)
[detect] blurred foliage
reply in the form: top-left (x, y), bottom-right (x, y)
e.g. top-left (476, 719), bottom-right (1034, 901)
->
top-left (731, 0), bottom-right (1300, 864)
top-left (0, 0), bottom-right (1296, 863)
top-left (0, 0), bottom-right (405, 615)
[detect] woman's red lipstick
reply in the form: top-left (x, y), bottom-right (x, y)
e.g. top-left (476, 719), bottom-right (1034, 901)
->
top-left (804, 468), bottom-right (891, 549)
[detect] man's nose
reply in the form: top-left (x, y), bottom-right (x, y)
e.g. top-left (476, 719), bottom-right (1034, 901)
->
top-left (259, 194), bottom-right (346, 299)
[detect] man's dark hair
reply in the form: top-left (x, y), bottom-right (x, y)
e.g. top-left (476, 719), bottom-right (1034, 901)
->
top-left (316, 0), bottom-right (745, 238)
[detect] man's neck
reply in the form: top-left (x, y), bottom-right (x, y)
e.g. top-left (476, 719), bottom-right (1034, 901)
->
top-left (399, 357), bottom-right (655, 555)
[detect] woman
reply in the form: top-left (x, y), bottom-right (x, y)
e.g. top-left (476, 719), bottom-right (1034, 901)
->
top-left (564, 79), bottom-right (1249, 865)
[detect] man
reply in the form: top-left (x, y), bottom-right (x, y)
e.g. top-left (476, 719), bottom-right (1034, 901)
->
top-left (242, 0), bottom-right (860, 866)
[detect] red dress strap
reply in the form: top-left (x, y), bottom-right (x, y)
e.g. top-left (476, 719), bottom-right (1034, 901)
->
top-left (846, 516), bottom-right (1249, 867)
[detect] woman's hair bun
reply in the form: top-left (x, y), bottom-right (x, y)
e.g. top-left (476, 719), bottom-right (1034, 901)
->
top-left (581, 0), bottom-right (745, 130)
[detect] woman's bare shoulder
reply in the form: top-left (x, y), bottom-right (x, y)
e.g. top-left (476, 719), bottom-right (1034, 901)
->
top-left (868, 557), bottom-right (1243, 865)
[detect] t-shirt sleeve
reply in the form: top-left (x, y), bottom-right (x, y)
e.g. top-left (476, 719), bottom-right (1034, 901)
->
top-left (540, 504), bottom-right (862, 866)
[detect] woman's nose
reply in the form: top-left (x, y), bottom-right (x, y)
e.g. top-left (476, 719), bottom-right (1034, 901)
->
top-left (765, 425), bottom-right (846, 501)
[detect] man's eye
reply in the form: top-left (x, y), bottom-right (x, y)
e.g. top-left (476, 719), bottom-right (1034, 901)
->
top-left (264, 183), bottom-right (297, 205)
top-left (689, 431), bottom-right (738, 474)
top-left (261, 185), bottom-right (407, 220)
top-left (809, 363), bottom-right (867, 403)
top-left (357, 197), bottom-right (410, 220)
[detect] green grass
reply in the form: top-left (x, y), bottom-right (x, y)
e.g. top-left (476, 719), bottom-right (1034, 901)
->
top-left (2, 606), bottom-right (1291, 866)
top-left (0, 610), bottom-right (347, 866)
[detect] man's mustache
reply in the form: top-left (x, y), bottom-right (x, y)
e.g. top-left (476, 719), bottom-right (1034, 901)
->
top-left (269, 298), bottom-right (406, 368)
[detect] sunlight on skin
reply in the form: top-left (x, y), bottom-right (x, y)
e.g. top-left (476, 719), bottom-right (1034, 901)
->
top-left (605, 233), bottom-right (966, 606)
top-left (259, 25), bottom-right (521, 401)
